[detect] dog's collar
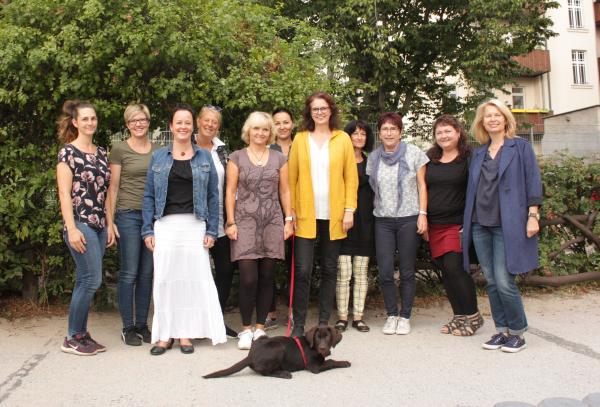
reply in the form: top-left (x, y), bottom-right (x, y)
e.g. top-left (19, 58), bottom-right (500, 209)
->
top-left (293, 337), bottom-right (308, 368)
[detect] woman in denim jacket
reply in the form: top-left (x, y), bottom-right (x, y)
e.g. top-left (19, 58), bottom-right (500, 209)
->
top-left (141, 104), bottom-right (226, 355)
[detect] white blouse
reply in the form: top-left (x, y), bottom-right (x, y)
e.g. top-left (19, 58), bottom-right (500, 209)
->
top-left (308, 135), bottom-right (330, 220)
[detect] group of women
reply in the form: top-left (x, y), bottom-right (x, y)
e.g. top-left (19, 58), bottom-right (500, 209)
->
top-left (56, 92), bottom-right (541, 357)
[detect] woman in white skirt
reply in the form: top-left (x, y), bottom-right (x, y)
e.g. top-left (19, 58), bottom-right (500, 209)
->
top-left (141, 104), bottom-right (226, 355)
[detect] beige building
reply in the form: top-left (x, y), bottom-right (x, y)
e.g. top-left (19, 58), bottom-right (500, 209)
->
top-left (495, 0), bottom-right (600, 157)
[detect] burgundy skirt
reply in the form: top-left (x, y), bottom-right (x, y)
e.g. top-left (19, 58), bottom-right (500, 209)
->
top-left (428, 224), bottom-right (462, 259)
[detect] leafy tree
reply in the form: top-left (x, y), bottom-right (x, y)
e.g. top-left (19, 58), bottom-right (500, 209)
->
top-left (0, 0), bottom-right (327, 300)
top-left (261, 0), bottom-right (558, 122)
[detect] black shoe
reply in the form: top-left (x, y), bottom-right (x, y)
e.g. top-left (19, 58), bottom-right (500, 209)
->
top-left (135, 325), bottom-right (152, 343)
top-left (150, 339), bottom-right (174, 356)
top-left (180, 342), bottom-right (195, 354)
top-left (225, 325), bottom-right (238, 338)
top-left (122, 327), bottom-right (142, 346)
top-left (291, 326), bottom-right (304, 338)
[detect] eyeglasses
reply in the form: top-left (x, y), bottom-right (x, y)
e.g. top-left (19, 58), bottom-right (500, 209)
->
top-left (128, 118), bottom-right (149, 125)
top-left (311, 107), bottom-right (330, 113)
top-left (204, 104), bottom-right (223, 113)
top-left (380, 126), bottom-right (400, 133)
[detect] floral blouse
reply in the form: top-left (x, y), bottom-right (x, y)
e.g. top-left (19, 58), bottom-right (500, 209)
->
top-left (58, 144), bottom-right (111, 229)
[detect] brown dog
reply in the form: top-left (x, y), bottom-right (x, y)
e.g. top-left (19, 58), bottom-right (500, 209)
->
top-left (203, 326), bottom-right (351, 379)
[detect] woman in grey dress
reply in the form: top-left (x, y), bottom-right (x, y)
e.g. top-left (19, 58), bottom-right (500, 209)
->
top-left (225, 112), bottom-right (294, 350)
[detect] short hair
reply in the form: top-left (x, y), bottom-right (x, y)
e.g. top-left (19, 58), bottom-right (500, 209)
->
top-left (300, 91), bottom-right (340, 132)
top-left (240, 111), bottom-right (276, 145)
top-left (124, 103), bottom-right (151, 124)
top-left (470, 99), bottom-right (516, 144)
top-left (197, 105), bottom-right (222, 127)
top-left (426, 114), bottom-right (471, 163)
top-left (377, 112), bottom-right (403, 132)
top-left (169, 103), bottom-right (196, 128)
top-left (343, 120), bottom-right (375, 152)
top-left (57, 100), bottom-right (96, 144)
top-left (272, 107), bottom-right (294, 122)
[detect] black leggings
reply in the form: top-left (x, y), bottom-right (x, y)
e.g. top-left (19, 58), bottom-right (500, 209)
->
top-left (433, 252), bottom-right (478, 315)
top-left (210, 236), bottom-right (235, 312)
top-left (238, 258), bottom-right (276, 326)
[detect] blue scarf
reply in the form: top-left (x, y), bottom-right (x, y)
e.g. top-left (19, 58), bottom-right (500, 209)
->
top-left (368, 141), bottom-right (410, 212)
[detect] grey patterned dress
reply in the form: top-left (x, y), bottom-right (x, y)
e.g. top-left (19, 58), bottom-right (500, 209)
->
top-left (229, 149), bottom-right (287, 261)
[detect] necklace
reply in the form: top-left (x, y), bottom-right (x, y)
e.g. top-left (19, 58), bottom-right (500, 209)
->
top-left (247, 147), bottom-right (267, 165)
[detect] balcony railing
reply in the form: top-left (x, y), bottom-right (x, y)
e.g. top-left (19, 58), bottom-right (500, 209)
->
top-left (512, 49), bottom-right (550, 76)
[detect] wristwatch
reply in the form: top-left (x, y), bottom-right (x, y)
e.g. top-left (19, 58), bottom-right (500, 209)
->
top-left (528, 212), bottom-right (540, 221)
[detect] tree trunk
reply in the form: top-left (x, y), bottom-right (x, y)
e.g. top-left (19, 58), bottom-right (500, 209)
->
top-left (22, 269), bottom-right (39, 302)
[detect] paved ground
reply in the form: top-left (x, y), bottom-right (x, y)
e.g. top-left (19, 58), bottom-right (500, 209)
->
top-left (1, 291), bottom-right (599, 407)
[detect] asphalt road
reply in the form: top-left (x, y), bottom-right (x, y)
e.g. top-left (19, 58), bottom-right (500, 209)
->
top-left (1, 292), bottom-right (599, 407)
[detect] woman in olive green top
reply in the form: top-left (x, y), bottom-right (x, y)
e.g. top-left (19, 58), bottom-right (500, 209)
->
top-left (108, 104), bottom-right (160, 346)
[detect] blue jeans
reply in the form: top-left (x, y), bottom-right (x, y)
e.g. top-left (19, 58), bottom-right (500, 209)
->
top-left (472, 223), bottom-right (528, 335)
top-left (64, 222), bottom-right (107, 338)
top-left (374, 216), bottom-right (420, 319)
top-left (116, 209), bottom-right (154, 330)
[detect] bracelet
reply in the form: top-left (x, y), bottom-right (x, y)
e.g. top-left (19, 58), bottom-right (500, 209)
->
top-left (418, 210), bottom-right (427, 216)
top-left (226, 223), bottom-right (236, 228)
top-left (528, 212), bottom-right (540, 221)
top-left (344, 208), bottom-right (355, 213)
top-left (284, 216), bottom-right (294, 222)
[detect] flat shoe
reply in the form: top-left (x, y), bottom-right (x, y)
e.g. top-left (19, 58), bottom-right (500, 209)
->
top-left (352, 320), bottom-right (370, 332)
top-left (334, 320), bottom-right (348, 332)
top-left (180, 344), bottom-right (194, 354)
top-left (150, 339), bottom-right (174, 356)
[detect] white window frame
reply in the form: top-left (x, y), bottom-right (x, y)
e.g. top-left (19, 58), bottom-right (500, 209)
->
top-left (568, 0), bottom-right (584, 29)
top-left (571, 50), bottom-right (587, 85)
top-left (511, 87), bottom-right (525, 109)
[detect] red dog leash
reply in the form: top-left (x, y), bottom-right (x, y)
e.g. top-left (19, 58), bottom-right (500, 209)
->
top-left (293, 336), bottom-right (308, 367)
top-left (286, 234), bottom-right (295, 337)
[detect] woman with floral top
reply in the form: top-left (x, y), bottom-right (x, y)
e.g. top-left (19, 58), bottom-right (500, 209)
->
top-left (57, 100), bottom-right (115, 356)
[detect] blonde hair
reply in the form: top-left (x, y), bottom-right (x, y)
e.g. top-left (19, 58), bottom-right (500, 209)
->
top-left (197, 105), bottom-right (222, 127)
top-left (124, 103), bottom-right (151, 124)
top-left (56, 100), bottom-right (96, 144)
top-left (470, 99), bottom-right (516, 144)
top-left (241, 112), bottom-right (276, 145)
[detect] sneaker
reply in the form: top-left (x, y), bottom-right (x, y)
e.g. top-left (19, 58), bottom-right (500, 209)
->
top-left (61, 334), bottom-right (97, 356)
top-left (264, 318), bottom-right (279, 331)
top-left (237, 329), bottom-right (253, 350)
top-left (482, 333), bottom-right (509, 350)
top-left (395, 317), bottom-right (411, 335)
top-left (253, 328), bottom-right (267, 341)
top-left (290, 325), bottom-right (304, 338)
top-left (500, 335), bottom-right (527, 353)
top-left (382, 316), bottom-right (399, 335)
top-left (84, 332), bottom-right (106, 352)
top-left (122, 327), bottom-right (142, 346)
top-left (134, 325), bottom-right (152, 343)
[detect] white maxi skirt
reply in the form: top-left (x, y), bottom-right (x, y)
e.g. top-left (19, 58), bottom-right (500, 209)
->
top-left (151, 214), bottom-right (226, 345)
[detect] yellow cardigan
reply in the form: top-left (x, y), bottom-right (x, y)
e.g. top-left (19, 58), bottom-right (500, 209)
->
top-left (288, 130), bottom-right (358, 239)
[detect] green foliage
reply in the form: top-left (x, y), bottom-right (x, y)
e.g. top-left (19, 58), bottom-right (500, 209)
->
top-left (537, 153), bottom-right (600, 276)
top-left (0, 0), bottom-right (328, 301)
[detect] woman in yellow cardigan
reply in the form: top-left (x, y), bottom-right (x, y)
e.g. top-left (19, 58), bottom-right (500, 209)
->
top-left (288, 92), bottom-right (358, 337)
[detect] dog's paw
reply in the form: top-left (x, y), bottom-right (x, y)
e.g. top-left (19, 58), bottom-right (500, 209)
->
top-left (339, 361), bottom-right (351, 368)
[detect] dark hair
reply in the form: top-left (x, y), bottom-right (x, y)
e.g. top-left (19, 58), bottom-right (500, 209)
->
top-left (300, 92), bottom-right (340, 132)
top-left (343, 120), bottom-right (374, 152)
top-left (426, 114), bottom-right (471, 163)
top-left (170, 103), bottom-right (196, 127)
top-left (57, 100), bottom-right (96, 143)
top-left (377, 112), bottom-right (403, 132)
top-left (272, 107), bottom-right (294, 121)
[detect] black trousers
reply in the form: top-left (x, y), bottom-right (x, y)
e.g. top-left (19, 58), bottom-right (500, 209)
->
top-left (210, 235), bottom-right (235, 312)
top-left (292, 220), bottom-right (341, 330)
top-left (433, 251), bottom-right (478, 315)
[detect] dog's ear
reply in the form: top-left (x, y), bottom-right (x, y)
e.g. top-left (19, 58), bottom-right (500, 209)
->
top-left (304, 326), bottom-right (317, 348)
top-left (329, 326), bottom-right (342, 348)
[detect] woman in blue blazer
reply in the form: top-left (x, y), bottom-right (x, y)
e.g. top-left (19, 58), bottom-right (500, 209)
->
top-left (462, 99), bottom-right (542, 353)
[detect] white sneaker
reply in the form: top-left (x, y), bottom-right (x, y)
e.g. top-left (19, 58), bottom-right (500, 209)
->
top-left (237, 329), bottom-right (253, 350)
top-left (382, 316), bottom-right (399, 334)
top-left (253, 328), bottom-right (266, 341)
top-left (396, 317), bottom-right (411, 335)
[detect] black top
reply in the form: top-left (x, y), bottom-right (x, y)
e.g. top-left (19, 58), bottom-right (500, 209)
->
top-left (472, 148), bottom-right (502, 227)
top-left (340, 156), bottom-right (375, 257)
top-left (164, 159), bottom-right (194, 216)
top-left (425, 157), bottom-right (468, 225)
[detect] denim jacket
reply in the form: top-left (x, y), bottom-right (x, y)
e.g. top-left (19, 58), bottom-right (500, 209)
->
top-left (141, 144), bottom-right (219, 239)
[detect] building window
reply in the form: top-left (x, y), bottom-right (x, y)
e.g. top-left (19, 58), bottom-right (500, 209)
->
top-left (512, 87), bottom-right (524, 109)
top-left (568, 0), bottom-right (584, 29)
top-left (571, 50), bottom-right (587, 84)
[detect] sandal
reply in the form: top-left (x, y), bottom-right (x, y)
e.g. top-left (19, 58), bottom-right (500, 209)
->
top-left (334, 320), bottom-right (348, 332)
top-left (351, 320), bottom-right (370, 333)
top-left (440, 315), bottom-right (465, 334)
top-left (452, 312), bottom-right (484, 336)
